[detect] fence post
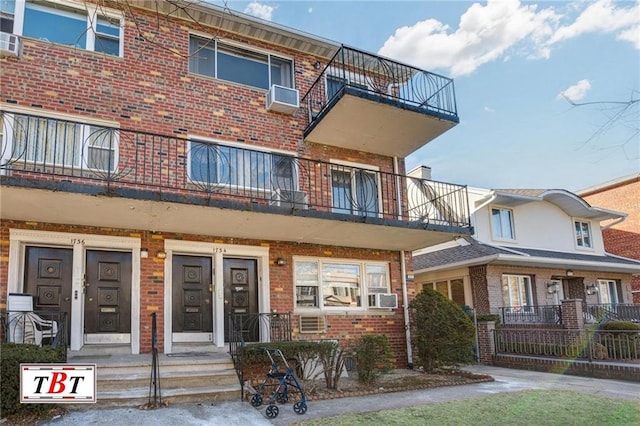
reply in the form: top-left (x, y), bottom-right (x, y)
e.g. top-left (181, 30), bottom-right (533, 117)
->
top-left (561, 299), bottom-right (584, 329)
top-left (476, 321), bottom-right (496, 364)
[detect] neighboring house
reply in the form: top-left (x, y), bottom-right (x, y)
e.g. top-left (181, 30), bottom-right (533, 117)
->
top-left (412, 179), bottom-right (640, 321)
top-left (0, 0), bottom-right (471, 366)
top-left (578, 174), bottom-right (640, 304)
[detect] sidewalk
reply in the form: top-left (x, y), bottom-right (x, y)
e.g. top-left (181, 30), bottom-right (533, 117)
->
top-left (41, 365), bottom-right (640, 426)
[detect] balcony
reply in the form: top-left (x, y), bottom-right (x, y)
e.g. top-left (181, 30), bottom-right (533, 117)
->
top-left (302, 45), bottom-right (459, 158)
top-left (0, 111), bottom-right (471, 251)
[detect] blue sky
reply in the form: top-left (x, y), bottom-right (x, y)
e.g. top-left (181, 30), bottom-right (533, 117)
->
top-left (216, 0), bottom-right (639, 192)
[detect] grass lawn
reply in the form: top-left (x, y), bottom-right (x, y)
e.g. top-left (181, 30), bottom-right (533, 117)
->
top-left (299, 390), bottom-right (640, 426)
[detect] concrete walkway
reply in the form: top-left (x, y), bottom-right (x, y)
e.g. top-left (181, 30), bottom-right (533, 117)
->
top-left (41, 365), bottom-right (640, 426)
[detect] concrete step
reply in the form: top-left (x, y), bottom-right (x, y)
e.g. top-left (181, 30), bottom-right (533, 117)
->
top-left (97, 368), bottom-right (239, 391)
top-left (92, 384), bottom-right (241, 408)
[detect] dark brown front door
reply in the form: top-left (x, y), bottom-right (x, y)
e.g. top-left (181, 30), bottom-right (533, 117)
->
top-left (224, 258), bottom-right (259, 342)
top-left (84, 250), bottom-right (132, 334)
top-left (172, 255), bottom-right (213, 333)
top-left (24, 246), bottom-right (73, 339)
top-left (564, 277), bottom-right (585, 300)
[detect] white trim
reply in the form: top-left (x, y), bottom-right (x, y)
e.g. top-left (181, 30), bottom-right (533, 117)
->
top-left (8, 229), bottom-right (141, 353)
top-left (163, 240), bottom-right (269, 354)
top-left (329, 158), bottom-right (379, 172)
top-left (187, 135), bottom-right (298, 158)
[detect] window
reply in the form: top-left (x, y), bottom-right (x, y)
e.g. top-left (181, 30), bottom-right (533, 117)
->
top-left (326, 75), bottom-right (367, 101)
top-left (11, 1), bottom-right (123, 56)
top-left (189, 36), bottom-right (294, 90)
top-left (502, 274), bottom-right (533, 308)
top-left (1, 0), bottom-right (15, 33)
top-left (424, 278), bottom-right (466, 306)
top-left (2, 113), bottom-right (118, 171)
top-left (574, 220), bottom-right (592, 248)
top-left (491, 207), bottom-right (514, 240)
top-left (189, 141), bottom-right (296, 191)
top-left (331, 165), bottom-right (380, 217)
top-left (294, 258), bottom-right (390, 310)
top-left (597, 279), bottom-right (621, 305)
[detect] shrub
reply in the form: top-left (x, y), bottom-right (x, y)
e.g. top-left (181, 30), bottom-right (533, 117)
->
top-left (476, 313), bottom-right (501, 325)
top-left (1, 343), bottom-right (65, 416)
top-left (409, 288), bottom-right (476, 372)
top-left (354, 334), bottom-right (394, 385)
top-left (601, 321), bottom-right (640, 331)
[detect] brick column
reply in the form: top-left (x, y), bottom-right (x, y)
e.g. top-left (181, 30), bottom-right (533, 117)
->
top-left (476, 321), bottom-right (495, 364)
top-left (561, 299), bottom-right (584, 329)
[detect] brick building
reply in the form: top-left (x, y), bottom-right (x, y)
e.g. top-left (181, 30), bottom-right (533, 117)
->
top-left (0, 0), bottom-right (471, 366)
top-left (579, 174), bottom-right (640, 303)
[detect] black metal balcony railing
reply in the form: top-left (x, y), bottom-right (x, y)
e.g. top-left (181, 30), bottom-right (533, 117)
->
top-left (499, 306), bottom-right (563, 325)
top-left (1, 310), bottom-right (68, 359)
top-left (302, 45), bottom-right (458, 128)
top-left (583, 304), bottom-right (640, 324)
top-left (0, 111), bottom-right (471, 229)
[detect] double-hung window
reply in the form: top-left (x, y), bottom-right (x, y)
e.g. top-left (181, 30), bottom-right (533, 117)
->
top-left (294, 258), bottom-right (390, 310)
top-left (189, 36), bottom-right (294, 90)
top-left (189, 141), bottom-right (296, 192)
top-left (9, 1), bottom-right (123, 56)
top-left (502, 274), bottom-right (534, 309)
top-left (491, 207), bottom-right (514, 240)
top-left (331, 163), bottom-right (380, 217)
top-left (2, 113), bottom-right (118, 171)
top-left (597, 279), bottom-right (621, 305)
top-left (574, 220), bottom-right (592, 248)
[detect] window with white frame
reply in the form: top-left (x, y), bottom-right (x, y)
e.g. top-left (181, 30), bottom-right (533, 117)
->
top-left (423, 278), bottom-right (466, 306)
top-left (331, 163), bottom-right (380, 217)
top-left (501, 274), bottom-right (534, 308)
top-left (597, 279), bottom-right (620, 304)
top-left (188, 35), bottom-right (294, 90)
top-left (188, 141), bottom-right (296, 192)
top-left (574, 220), bottom-right (592, 248)
top-left (491, 207), bottom-right (514, 240)
top-left (9, 1), bottom-right (123, 56)
top-left (1, 113), bottom-right (118, 171)
top-left (294, 258), bottom-right (390, 310)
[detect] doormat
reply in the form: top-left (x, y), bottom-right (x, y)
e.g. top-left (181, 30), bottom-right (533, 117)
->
top-left (68, 354), bottom-right (112, 360)
top-left (167, 352), bottom-right (212, 357)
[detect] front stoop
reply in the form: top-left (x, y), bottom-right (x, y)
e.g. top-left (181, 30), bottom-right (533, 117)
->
top-left (67, 349), bottom-right (241, 407)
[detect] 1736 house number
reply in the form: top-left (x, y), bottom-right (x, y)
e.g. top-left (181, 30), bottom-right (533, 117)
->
top-left (71, 239), bottom-right (85, 245)
top-left (213, 247), bottom-right (227, 253)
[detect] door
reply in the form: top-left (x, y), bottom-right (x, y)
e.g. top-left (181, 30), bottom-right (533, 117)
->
top-left (24, 247), bottom-right (73, 341)
top-left (84, 250), bottom-right (132, 337)
top-left (224, 258), bottom-right (259, 342)
top-left (172, 255), bottom-right (213, 342)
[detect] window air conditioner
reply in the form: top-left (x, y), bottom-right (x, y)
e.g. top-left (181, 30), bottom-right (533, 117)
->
top-left (266, 84), bottom-right (299, 114)
top-left (270, 189), bottom-right (309, 210)
top-left (368, 293), bottom-right (398, 309)
top-left (299, 315), bottom-right (325, 333)
top-left (0, 32), bottom-right (20, 57)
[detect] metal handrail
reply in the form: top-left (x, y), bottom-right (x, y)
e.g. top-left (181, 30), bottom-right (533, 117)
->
top-left (583, 304), bottom-right (640, 324)
top-left (499, 305), bottom-right (562, 325)
top-left (0, 110), bottom-right (471, 228)
top-left (1, 310), bottom-right (68, 357)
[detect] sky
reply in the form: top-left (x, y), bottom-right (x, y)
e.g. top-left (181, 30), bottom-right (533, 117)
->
top-left (214, 0), bottom-right (639, 192)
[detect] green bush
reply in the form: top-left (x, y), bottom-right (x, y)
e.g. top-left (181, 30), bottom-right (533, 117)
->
top-left (409, 288), bottom-right (476, 372)
top-left (354, 334), bottom-right (394, 385)
top-left (476, 313), bottom-right (501, 325)
top-left (1, 343), bottom-right (65, 416)
top-left (601, 321), bottom-right (640, 331)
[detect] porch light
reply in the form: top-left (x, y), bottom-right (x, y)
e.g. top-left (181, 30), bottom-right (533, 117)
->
top-left (276, 257), bottom-right (287, 266)
top-left (566, 269), bottom-right (574, 276)
top-left (156, 251), bottom-right (167, 259)
top-left (585, 283), bottom-right (599, 295)
top-left (546, 281), bottom-right (559, 294)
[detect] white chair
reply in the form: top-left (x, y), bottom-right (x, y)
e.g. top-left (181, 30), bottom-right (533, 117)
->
top-left (8, 311), bottom-right (58, 346)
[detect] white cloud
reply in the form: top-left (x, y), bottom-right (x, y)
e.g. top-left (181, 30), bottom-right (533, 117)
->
top-left (558, 79), bottom-right (592, 102)
top-left (244, 2), bottom-right (275, 21)
top-left (484, 106), bottom-right (496, 113)
top-left (378, 0), bottom-right (639, 77)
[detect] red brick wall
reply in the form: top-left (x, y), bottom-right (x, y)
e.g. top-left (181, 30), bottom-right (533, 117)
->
top-left (0, 219), bottom-right (412, 364)
top-left (581, 178), bottom-right (640, 303)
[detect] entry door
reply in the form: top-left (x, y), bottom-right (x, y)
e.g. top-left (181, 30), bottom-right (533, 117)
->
top-left (224, 258), bottom-right (259, 342)
top-left (172, 255), bottom-right (213, 342)
top-left (84, 250), bottom-right (132, 338)
top-left (24, 247), bottom-right (73, 341)
top-left (563, 278), bottom-right (584, 300)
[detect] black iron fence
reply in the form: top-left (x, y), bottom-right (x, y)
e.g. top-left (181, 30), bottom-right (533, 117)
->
top-left (1, 310), bottom-right (68, 359)
top-left (499, 305), bottom-right (562, 325)
top-left (302, 45), bottom-right (458, 126)
top-left (228, 312), bottom-right (292, 387)
top-left (1, 111), bottom-right (471, 228)
top-left (583, 304), bottom-right (640, 324)
top-left (494, 328), bottom-right (640, 362)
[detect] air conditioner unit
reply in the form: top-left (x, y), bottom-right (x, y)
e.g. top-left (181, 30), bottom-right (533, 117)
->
top-left (299, 316), bottom-right (325, 333)
top-left (266, 84), bottom-right (299, 114)
top-left (270, 189), bottom-right (308, 210)
top-left (368, 293), bottom-right (398, 309)
top-left (0, 32), bottom-right (20, 57)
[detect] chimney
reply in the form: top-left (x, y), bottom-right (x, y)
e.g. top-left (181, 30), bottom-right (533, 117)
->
top-left (408, 165), bottom-right (432, 180)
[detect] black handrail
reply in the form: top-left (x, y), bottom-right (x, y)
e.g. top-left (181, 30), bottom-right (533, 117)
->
top-left (148, 312), bottom-right (162, 407)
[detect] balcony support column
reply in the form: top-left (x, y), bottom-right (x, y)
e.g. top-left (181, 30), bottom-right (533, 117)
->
top-left (400, 250), bottom-right (413, 368)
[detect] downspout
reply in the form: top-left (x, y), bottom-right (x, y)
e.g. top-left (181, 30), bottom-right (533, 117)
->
top-left (394, 157), bottom-right (413, 367)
